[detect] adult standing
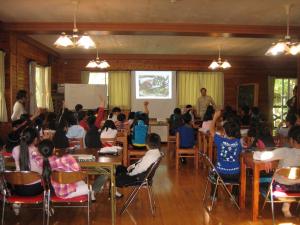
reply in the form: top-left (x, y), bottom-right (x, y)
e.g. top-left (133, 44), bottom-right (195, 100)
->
top-left (286, 85), bottom-right (297, 114)
top-left (196, 88), bottom-right (216, 119)
top-left (11, 90), bottom-right (27, 121)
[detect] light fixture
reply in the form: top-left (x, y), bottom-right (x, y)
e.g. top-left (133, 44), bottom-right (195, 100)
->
top-left (208, 45), bottom-right (231, 70)
top-left (54, 1), bottom-right (96, 49)
top-left (265, 4), bottom-right (300, 56)
top-left (86, 48), bottom-right (110, 69)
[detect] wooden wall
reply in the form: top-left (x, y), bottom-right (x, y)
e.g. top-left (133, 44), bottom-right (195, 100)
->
top-left (55, 55), bottom-right (297, 117)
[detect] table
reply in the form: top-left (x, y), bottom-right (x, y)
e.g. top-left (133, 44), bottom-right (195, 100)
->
top-left (239, 152), bottom-right (278, 221)
top-left (149, 121), bottom-right (169, 142)
top-left (5, 148), bottom-right (122, 225)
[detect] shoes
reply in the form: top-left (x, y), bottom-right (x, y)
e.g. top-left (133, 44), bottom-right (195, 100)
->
top-left (180, 158), bottom-right (187, 164)
top-left (115, 191), bottom-right (123, 199)
top-left (91, 191), bottom-right (96, 202)
top-left (12, 203), bottom-right (21, 216)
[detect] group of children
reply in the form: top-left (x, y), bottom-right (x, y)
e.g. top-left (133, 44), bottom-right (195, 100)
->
top-left (169, 103), bottom-right (300, 217)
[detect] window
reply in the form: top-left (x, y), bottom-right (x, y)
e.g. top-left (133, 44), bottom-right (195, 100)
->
top-left (88, 72), bottom-right (108, 85)
top-left (272, 78), bottom-right (297, 127)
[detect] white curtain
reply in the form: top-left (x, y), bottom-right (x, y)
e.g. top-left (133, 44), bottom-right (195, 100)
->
top-left (0, 51), bottom-right (7, 122)
top-left (177, 72), bottom-right (224, 108)
top-left (29, 61), bottom-right (37, 114)
top-left (35, 66), bottom-right (53, 111)
top-left (268, 76), bottom-right (275, 127)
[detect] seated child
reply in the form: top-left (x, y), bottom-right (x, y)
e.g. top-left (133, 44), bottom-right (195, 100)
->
top-left (85, 115), bottom-right (101, 148)
top-left (53, 120), bottom-right (69, 149)
top-left (115, 113), bottom-right (127, 131)
top-left (177, 113), bottom-right (195, 148)
top-left (253, 125), bottom-right (300, 218)
top-left (116, 133), bottom-right (161, 187)
top-left (199, 105), bottom-right (215, 133)
top-left (131, 113), bottom-right (149, 149)
top-left (210, 110), bottom-right (242, 197)
top-left (100, 120), bottom-right (118, 146)
top-left (168, 108), bottom-right (183, 136)
top-left (108, 107), bottom-right (121, 122)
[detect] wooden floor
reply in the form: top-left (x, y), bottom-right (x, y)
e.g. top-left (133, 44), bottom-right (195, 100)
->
top-left (4, 146), bottom-right (300, 225)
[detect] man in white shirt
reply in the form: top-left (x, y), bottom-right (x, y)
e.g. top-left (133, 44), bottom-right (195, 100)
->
top-left (11, 90), bottom-right (27, 121)
top-left (116, 133), bottom-right (162, 187)
top-left (196, 88), bottom-right (216, 120)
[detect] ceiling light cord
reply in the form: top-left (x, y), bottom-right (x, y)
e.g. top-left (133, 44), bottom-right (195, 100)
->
top-left (285, 4), bottom-right (291, 39)
top-left (72, 1), bottom-right (79, 32)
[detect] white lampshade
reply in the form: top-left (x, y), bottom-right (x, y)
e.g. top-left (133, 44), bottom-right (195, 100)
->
top-left (98, 60), bottom-right (110, 69)
top-left (86, 60), bottom-right (98, 68)
top-left (289, 44), bottom-right (300, 55)
top-left (208, 60), bottom-right (219, 70)
top-left (54, 33), bottom-right (74, 48)
top-left (265, 41), bottom-right (290, 56)
top-left (221, 60), bottom-right (231, 69)
top-left (77, 34), bottom-right (96, 49)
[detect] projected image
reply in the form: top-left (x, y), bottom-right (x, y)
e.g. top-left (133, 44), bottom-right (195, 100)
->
top-left (136, 71), bottom-right (172, 99)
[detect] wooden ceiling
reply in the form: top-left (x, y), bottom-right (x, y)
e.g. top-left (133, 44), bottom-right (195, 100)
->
top-left (1, 0), bottom-right (300, 56)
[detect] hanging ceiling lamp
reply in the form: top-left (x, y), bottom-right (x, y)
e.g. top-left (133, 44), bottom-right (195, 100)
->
top-left (86, 48), bottom-right (110, 69)
top-left (54, 1), bottom-right (96, 49)
top-left (265, 4), bottom-right (300, 56)
top-left (208, 45), bottom-right (231, 70)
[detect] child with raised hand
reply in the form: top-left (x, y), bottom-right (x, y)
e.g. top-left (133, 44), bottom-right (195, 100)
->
top-left (253, 125), bottom-right (300, 218)
top-left (209, 110), bottom-right (242, 197)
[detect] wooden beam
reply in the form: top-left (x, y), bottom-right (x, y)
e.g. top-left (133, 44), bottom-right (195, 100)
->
top-left (2, 22), bottom-right (300, 38)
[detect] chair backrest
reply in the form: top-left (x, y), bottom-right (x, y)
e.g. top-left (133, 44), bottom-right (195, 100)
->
top-left (51, 171), bottom-right (88, 185)
top-left (144, 152), bottom-right (164, 183)
top-left (176, 132), bottom-right (180, 149)
top-left (4, 171), bottom-right (41, 185)
top-left (68, 138), bottom-right (84, 149)
top-left (101, 137), bottom-right (117, 146)
top-left (274, 167), bottom-right (300, 181)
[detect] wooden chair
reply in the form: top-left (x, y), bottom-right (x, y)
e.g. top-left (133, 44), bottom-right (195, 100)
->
top-left (128, 148), bottom-right (147, 165)
top-left (46, 171), bottom-right (91, 225)
top-left (2, 171), bottom-right (46, 225)
top-left (175, 132), bottom-right (199, 170)
top-left (68, 138), bottom-right (84, 149)
top-left (101, 136), bottom-right (117, 147)
top-left (116, 131), bottom-right (129, 166)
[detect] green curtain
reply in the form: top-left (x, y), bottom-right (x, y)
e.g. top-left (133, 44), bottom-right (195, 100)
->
top-left (81, 71), bottom-right (90, 84)
top-left (108, 71), bottom-right (131, 109)
top-left (177, 71), bottom-right (224, 108)
top-left (0, 51), bottom-right (7, 122)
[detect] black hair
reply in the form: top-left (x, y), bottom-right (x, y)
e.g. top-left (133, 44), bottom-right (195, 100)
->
top-left (128, 112), bottom-right (135, 120)
top-left (109, 107), bottom-right (121, 118)
top-left (223, 121), bottom-right (241, 139)
top-left (87, 110), bottom-right (95, 117)
top-left (87, 115), bottom-right (96, 128)
top-left (251, 107), bottom-right (260, 115)
top-left (75, 104), bottom-right (83, 112)
top-left (288, 125), bottom-right (300, 144)
top-left (53, 120), bottom-right (69, 149)
top-left (241, 105), bottom-right (250, 115)
top-left (200, 88), bottom-right (207, 92)
top-left (185, 105), bottom-right (192, 109)
top-left (203, 105), bottom-right (215, 121)
top-left (45, 112), bottom-right (57, 130)
top-left (38, 139), bottom-right (54, 189)
top-left (102, 120), bottom-right (117, 131)
top-left (19, 127), bottom-right (38, 171)
top-left (16, 90), bottom-right (27, 100)
top-left (286, 113), bottom-right (297, 126)
top-left (146, 133), bottom-right (161, 149)
top-left (138, 113), bottom-right (149, 125)
top-left (77, 111), bottom-right (86, 122)
top-left (173, 108), bottom-right (181, 115)
top-left (67, 113), bottom-right (77, 126)
top-left (117, 113), bottom-right (126, 122)
top-left (182, 112), bottom-right (192, 124)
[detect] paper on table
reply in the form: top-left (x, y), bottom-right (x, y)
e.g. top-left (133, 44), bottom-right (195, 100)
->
top-left (99, 146), bottom-right (122, 154)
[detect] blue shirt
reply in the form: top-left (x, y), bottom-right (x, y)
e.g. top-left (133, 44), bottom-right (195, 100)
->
top-left (177, 124), bottom-right (195, 148)
top-left (214, 134), bottom-right (242, 175)
top-left (132, 120), bottom-right (148, 146)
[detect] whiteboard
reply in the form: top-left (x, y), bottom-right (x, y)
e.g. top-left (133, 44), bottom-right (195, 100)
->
top-left (64, 84), bottom-right (107, 110)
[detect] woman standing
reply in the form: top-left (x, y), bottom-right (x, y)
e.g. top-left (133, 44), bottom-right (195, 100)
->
top-left (11, 90), bottom-right (27, 121)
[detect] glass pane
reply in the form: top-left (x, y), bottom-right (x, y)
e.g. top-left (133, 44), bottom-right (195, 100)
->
top-left (88, 72), bottom-right (107, 85)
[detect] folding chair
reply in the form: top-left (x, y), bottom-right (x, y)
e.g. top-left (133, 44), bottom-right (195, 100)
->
top-left (119, 153), bottom-right (164, 216)
top-left (202, 154), bottom-right (240, 212)
top-left (175, 132), bottom-right (199, 170)
top-left (46, 171), bottom-right (91, 225)
top-left (1, 171), bottom-right (46, 225)
top-left (260, 167), bottom-right (300, 225)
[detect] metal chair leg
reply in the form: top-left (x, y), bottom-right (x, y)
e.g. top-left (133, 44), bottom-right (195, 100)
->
top-left (270, 189), bottom-right (275, 225)
top-left (120, 186), bottom-right (141, 215)
top-left (1, 196), bottom-right (5, 225)
top-left (42, 192), bottom-right (46, 225)
top-left (46, 192), bottom-right (50, 225)
top-left (148, 184), bottom-right (156, 212)
top-left (87, 190), bottom-right (90, 225)
top-left (219, 183), bottom-right (240, 210)
top-left (147, 184), bottom-right (155, 216)
top-left (209, 179), bottom-right (219, 212)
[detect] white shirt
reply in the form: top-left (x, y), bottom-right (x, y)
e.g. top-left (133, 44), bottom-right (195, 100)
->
top-left (128, 149), bottom-right (161, 176)
top-left (11, 101), bottom-right (26, 121)
top-left (253, 147), bottom-right (300, 185)
top-left (196, 95), bottom-right (215, 119)
top-left (100, 128), bottom-right (118, 139)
